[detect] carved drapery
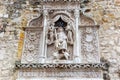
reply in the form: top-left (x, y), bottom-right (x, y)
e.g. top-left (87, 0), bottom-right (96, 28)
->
top-left (51, 14), bottom-right (75, 30)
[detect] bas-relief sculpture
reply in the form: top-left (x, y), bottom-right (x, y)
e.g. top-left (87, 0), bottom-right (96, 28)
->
top-left (80, 26), bottom-right (100, 63)
top-left (47, 22), bottom-right (74, 61)
top-left (18, 1), bottom-right (104, 80)
top-left (21, 28), bottom-right (43, 63)
top-left (46, 12), bottom-right (76, 63)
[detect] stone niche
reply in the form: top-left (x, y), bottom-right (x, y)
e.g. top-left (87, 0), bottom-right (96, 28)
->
top-left (17, 1), bottom-right (104, 80)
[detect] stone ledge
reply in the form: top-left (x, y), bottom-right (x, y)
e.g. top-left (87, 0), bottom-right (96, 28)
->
top-left (79, 25), bottom-right (100, 28)
top-left (16, 78), bottom-right (104, 80)
top-left (15, 61), bottom-right (109, 70)
top-left (40, 0), bottom-right (89, 3)
top-left (29, 0), bottom-right (90, 4)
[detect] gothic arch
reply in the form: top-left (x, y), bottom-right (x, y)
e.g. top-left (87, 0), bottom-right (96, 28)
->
top-left (27, 14), bottom-right (43, 27)
top-left (80, 13), bottom-right (96, 25)
top-left (50, 13), bottom-right (75, 31)
top-left (52, 11), bottom-right (72, 19)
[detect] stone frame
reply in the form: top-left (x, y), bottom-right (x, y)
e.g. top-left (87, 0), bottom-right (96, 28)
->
top-left (16, 1), bottom-right (105, 80)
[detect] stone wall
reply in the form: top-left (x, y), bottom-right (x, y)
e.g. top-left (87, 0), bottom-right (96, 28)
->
top-left (0, 0), bottom-right (120, 80)
top-left (92, 0), bottom-right (120, 79)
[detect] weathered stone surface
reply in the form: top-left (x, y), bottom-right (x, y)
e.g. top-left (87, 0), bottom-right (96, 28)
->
top-left (0, 0), bottom-right (119, 80)
top-left (115, 0), bottom-right (120, 5)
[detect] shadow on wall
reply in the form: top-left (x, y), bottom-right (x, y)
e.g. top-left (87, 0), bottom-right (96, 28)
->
top-left (0, 19), bottom-right (7, 37)
top-left (100, 57), bottom-right (110, 80)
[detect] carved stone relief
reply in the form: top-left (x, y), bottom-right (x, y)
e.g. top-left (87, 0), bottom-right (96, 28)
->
top-left (21, 10), bottom-right (100, 63)
top-left (46, 13), bottom-right (75, 62)
top-left (28, 15), bottom-right (43, 27)
top-left (80, 14), bottom-right (95, 26)
top-left (21, 28), bottom-right (43, 63)
top-left (46, 20), bottom-right (74, 62)
top-left (44, 1), bottom-right (80, 10)
top-left (18, 69), bottom-right (102, 78)
top-left (18, 1), bottom-right (103, 80)
top-left (80, 26), bottom-right (100, 63)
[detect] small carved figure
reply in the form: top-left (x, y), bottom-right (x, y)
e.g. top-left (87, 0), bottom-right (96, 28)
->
top-left (66, 22), bottom-right (73, 44)
top-left (86, 27), bottom-right (92, 33)
top-left (55, 27), bottom-right (67, 50)
top-left (53, 49), bottom-right (70, 60)
top-left (47, 23), bottom-right (54, 44)
top-left (62, 49), bottom-right (70, 60)
top-left (47, 23), bottom-right (73, 61)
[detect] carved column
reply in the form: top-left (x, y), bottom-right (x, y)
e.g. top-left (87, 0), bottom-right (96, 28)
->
top-left (74, 9), bottom-right (81, 63)
top-left (40, 9), bottom-right (48, 63)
